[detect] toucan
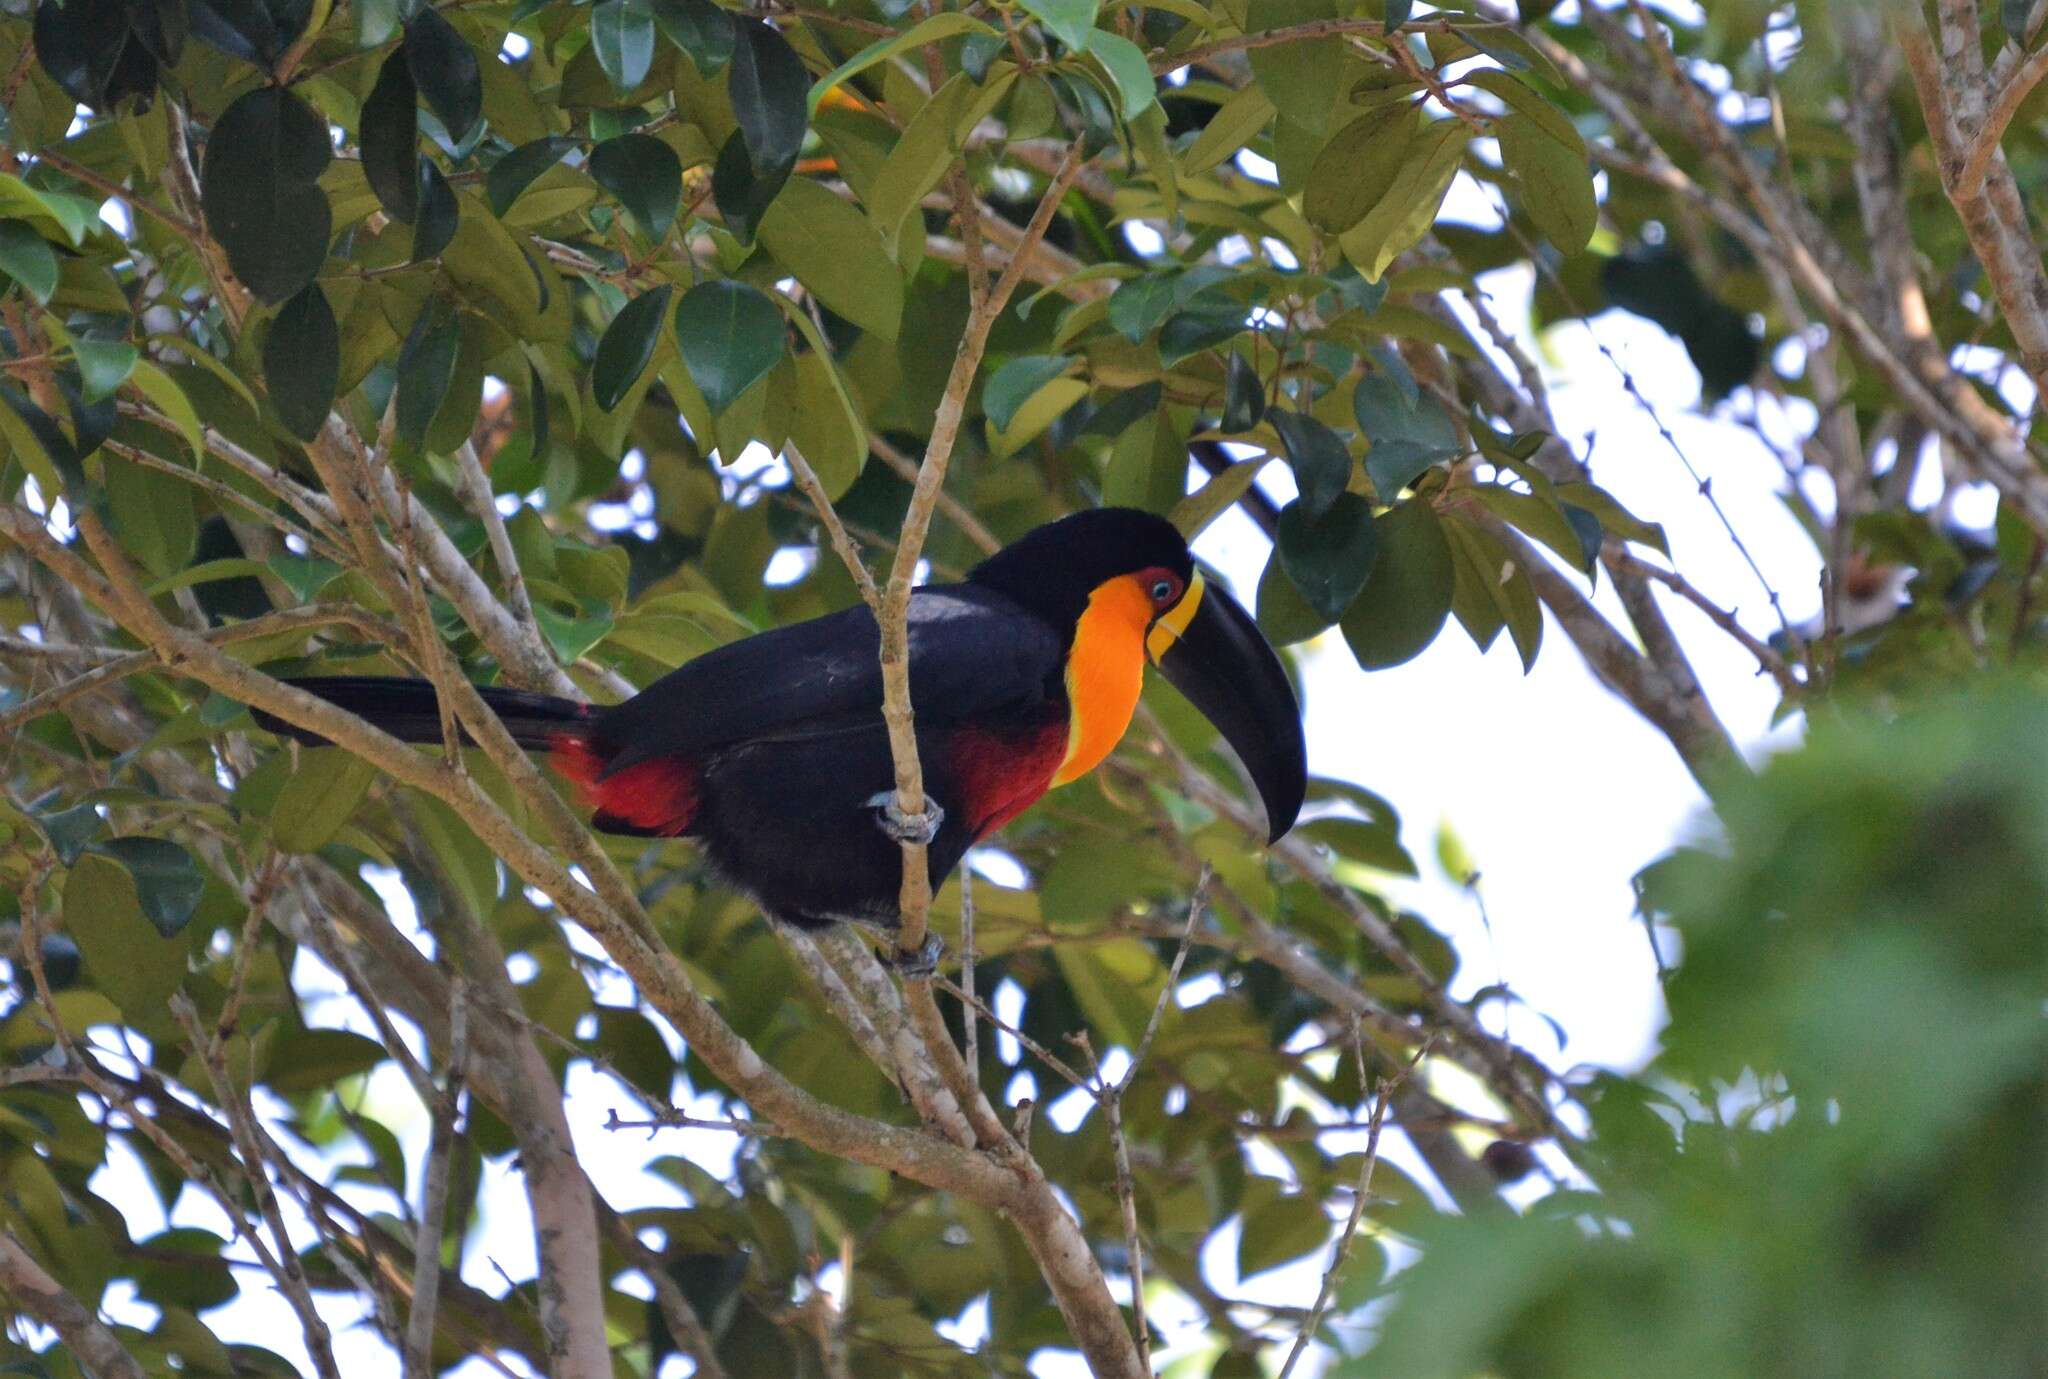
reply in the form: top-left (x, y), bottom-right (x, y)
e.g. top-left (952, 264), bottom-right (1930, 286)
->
top-left (256, 508), bottom-right (1306, 945)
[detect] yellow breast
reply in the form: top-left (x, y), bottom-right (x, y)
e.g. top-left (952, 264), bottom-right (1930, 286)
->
top-left (1054, 576), bottom-right (1152, 786)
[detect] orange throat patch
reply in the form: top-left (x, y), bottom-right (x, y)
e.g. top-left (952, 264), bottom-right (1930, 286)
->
top-left (1054, 575), bottom-right (1153, 787)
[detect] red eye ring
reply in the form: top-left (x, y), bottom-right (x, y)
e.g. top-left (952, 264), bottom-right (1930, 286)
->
top-left (1138, 566), bottom-right (1183, 608)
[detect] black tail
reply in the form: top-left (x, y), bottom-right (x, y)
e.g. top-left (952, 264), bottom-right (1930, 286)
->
top-left (253, 676), bottom-right (591, 751)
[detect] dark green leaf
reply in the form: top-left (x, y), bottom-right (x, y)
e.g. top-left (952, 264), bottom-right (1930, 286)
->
top-left (1221, 351), bottom-right (1264, 433)
top-left (1384, 0), bottom-right (1414, 27)
top-left (1159, 291), bottom-right (1250, 365)
top-left (36, 0), bottom-right (158, 109)
top-left (267, 1029), bottom-right (390, 1092)
top-left (984, 355), bottom-right (1076, 432)
top-left (730, 20), bottom-right (811, 176)
top-left (1257, 546), bottom-right (1333, 646)
top-left (652, 0), bottom-right (734, 75)
top-left (405, 6), bottom-right (483, 141)
top-left (594, 284), bottom-right (674, 411)
top-left (710, 128), bottom-right (790, 243)
top-left (199, 87), bottom-right (333, 303)
top-left (591, 134), bottom-right (683, 240)
top-left (487, 138), bottom-right (582, 217)
top-left (1080, 381), bottom-right (1162, 439)
top-left (1356, 373), bottom-right (1459, 497)
top-left (36, 803), bottom-right (105, 865)
top-left (360, 49), bottom-right (420, 222)
top-left (0, 219), bottom-right (59, 305)
top-left (673, 281), bottom-right (784, 415)
top-left (396, 299), bottom-right (460, 447)
top-left (88, 837), bottom-right (205, 938)
top-left (1019, 0), bottom-right (1098, 52)
top-left (263, 283), bottom-right (339, 441)
top-left (1340, 498), bottom-right (1453, 669)
top-left (1271, 410), bottom-right (1353, 518)
top-left (410, 158), bottom-right (459, 262)
top-left (1277, 493), bottom-right (1378, 621)
top-left (72, 340), bottom-right (138, 404)
top-left (591, 0), bottom-right (657, 93)
top-left (187, 0), bottom-right (289, 66)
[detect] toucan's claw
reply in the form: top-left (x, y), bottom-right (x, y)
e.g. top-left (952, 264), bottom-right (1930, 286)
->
top-left (866, 791), bottom-right (945, 846)
top-left (888, 933), bottom-right (947, 977)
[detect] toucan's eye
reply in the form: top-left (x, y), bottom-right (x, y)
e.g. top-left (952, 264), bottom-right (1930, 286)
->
top-left (1151, 578), bottom-right (1176, 604)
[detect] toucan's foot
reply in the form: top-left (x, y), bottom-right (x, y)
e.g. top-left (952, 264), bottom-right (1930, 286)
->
top-left (865, 791), bottom-right (944, 846)
top-left (886, 933), bottom-right (946, 977)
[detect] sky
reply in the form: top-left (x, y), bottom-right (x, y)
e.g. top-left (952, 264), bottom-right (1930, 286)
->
top-left (49, 160), bottom-right (1993, 1376)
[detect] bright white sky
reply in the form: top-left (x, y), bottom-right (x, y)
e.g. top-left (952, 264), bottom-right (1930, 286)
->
top-left (68, 168), bottom-right (2015, 1377)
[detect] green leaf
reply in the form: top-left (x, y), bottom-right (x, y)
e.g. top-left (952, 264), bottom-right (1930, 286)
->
top-left (106, 456), bottom-right (197, 578)
top-left (127, 362), bottom-right (205, 462)
top-left (1340, 498), bottom-right (1453, 669)
top-left (396, 298), bottom-right (461, 448)
top-left (809, 13), bottom-right (996, 116)
top-left (1246, 0), bottom-right (1346, 134)
top-left (867, 71), bottom-right (1017, 251)
top-left (0, 218), bottom-right (59, 305)
top-left (1271, 410), bottom-right (1353, 518)
top-left (360, 49), bottom-right (420, 222)
top-left (1182, 85), bottom-right (1275, 176)
top-left (1277, 493), bottom-right (1378, 621)
top-left (1555, 480), bottom-right (1667, 555)
top-left (1221, 351), bottom-right (1265, 434)
top-left (1172, 455), bottom-right (1271, 538)
top-left (535, 601), bottom-right (616, 662)
top-left (199, 87), bottom-right (333, 303)
top-left (674, 280), bottom-right (785, 415)
top-left (1239, 1189), bottom-right (1330, 1278)
top-left (710, 127), bottom-right (787, 243)
top-left (1303, 103), bottom-right (1417, 234)
top-left (1336, 118), bottom-right (1469, 283)
top-left (265, 1029), bottom-right (389, 1092)
top-left (1019, 0), bottom-right (1099, 52)
top-left (591, 134), bottom-right (682, 239)
top-left (1384, 0), bottom-right (1414, 27)
top-left (730, 19), bottom-right (811, 176)
top-left (89, 837), bottom-right (205, 938)
top-left (1052, 938), bottom-right (1166, 1045)
top-left (983, 355), bottom-right (1076, 432)
top-left (487, 137), bottom-right (581, 217)
top-left (404, 8), bottom-right (482, 140)
top-left (757, 178), bottom-right (905, 339)
top-left (1497, 110), bottom-right (1596, 252)
top-left (1475, 485), bottom-right (1594, 573)
top-left (264, 284), bottom-right (340, 442)
top-left (1085, 31), bottom-right (1156, 120)
top-left (272, 748), bottom-right (379, 854)
top-left (594, 283), bottom-right (674, 411)
top-left (72, 339), bottom-right (138, 404)
top-left (591, 0), bottom-right (658, 92)
top-left (652, 0), bottom-right (735, 75)
top-left (265, 552), bottom-right (344, 602)
top-left (65, 852), bottom-right (187, 1020)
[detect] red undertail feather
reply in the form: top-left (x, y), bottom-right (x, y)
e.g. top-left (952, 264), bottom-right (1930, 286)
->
top-left (549, 735), bottom-right (699, 836)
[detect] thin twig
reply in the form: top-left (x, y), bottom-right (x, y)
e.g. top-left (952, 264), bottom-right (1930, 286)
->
top-left (1275, 1027), bottom-right (1408, 1379)
top-left (404, 977), bottom-right (468, 1379)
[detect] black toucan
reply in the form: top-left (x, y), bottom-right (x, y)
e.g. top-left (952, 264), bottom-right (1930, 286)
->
top-left (256, 509), bottom-right (1306, 938)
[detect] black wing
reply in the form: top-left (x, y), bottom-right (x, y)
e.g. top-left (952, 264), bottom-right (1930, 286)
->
top-left (591, 583), bottom-right (1064, 775)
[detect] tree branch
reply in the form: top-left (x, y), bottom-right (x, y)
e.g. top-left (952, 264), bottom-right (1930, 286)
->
top-left (0, 1228), bottom-right (147, 1379)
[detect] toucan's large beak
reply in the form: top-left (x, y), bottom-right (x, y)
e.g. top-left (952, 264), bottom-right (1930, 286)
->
top-left (1146, 571), bottom-right (1307, 842)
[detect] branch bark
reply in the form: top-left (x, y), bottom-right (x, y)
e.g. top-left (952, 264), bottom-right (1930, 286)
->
top-left (0, 1228), bottom-right (147, 1379)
